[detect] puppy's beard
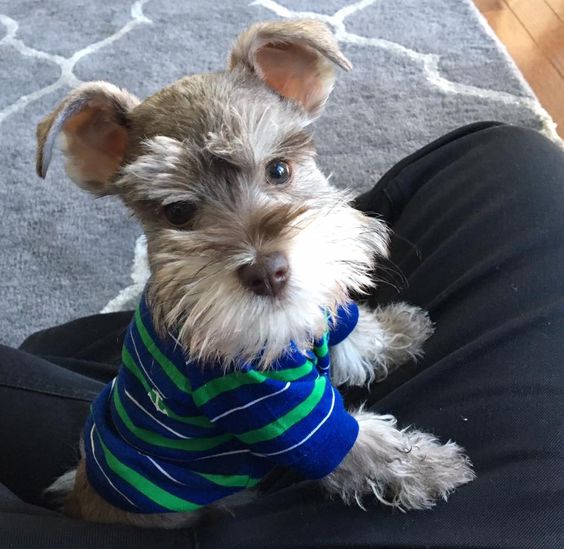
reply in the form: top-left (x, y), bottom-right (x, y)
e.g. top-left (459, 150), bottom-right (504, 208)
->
top-left (148, 204), bottom-right (388, 368)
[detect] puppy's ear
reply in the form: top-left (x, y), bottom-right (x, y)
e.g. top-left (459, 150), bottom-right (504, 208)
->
top-left (36, 81), bottom-right (139, 195)
top-left (229, 19), bottom-right (351, 117)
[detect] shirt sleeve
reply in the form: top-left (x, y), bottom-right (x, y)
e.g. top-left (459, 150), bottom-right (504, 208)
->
top-left (193, 359), bottom-right (359, 480)
top-left (328, 302), bottom-right (360, 346)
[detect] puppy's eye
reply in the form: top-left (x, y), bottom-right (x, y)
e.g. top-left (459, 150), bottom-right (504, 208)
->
top-left (163, 202), bottom-right (196, 227)
top-left (266, 160), bottom-right (291, 185)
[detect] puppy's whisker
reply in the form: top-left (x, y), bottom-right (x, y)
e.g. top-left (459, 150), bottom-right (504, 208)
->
top-left (375, 260), bottom-right (409, 290)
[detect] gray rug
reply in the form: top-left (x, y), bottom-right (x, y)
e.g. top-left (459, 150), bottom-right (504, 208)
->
top-left (0, 0), bottom-right (559, 346)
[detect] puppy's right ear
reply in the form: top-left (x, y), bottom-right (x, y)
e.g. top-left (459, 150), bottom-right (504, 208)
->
top-left (36, 81), bottom-right (139, 195)
top-left (229, 19), bottom-right (351, 118)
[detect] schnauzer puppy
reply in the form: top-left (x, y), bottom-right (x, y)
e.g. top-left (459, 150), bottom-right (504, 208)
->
top-left (37, 19), bottom-right (474, 528)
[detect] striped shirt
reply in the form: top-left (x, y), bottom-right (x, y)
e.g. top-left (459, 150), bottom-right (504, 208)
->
top-left (84, 294), bottom-right (360, 513)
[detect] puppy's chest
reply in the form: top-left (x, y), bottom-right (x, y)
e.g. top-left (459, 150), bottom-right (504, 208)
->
top-left (125, 326), bottom-right (334, 430)
top-left (105, 296), bottom-right (361, 458)
top-left (83, 298), bottom-right (362, 513)
top-left (116, 303), bottom-right (335, 449)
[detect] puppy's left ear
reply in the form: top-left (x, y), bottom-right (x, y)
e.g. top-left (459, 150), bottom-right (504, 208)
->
top-left (229, 19), bottom-right (351, 118)
top-left (36, 81), bottom-right (140, 195)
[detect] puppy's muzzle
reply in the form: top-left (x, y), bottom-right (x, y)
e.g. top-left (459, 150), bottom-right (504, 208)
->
top-left (238, 252), bottom-right (290, 297)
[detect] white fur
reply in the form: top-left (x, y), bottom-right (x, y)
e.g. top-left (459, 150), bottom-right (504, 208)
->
top-left (322, 409), bottom-right (475, 510)
top-left (331, 302), bottom-right (435, 386)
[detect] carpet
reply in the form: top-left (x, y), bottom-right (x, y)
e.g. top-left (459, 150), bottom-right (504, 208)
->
top-left (0, 0), bottom-right (558, 346)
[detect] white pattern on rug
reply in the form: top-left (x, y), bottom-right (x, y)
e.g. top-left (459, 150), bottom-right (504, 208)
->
top-left (0, 0), bottom-right (151, 126)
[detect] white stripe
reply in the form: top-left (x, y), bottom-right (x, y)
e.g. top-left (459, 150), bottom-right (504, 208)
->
top-left (129, 332), bottom-right (170, 401)
top-left (210, 382), bottom-right (291, 423)
top-left (251, 387), bottom-right (336, 458)
top-left (193, 448), bottom-right (251, 462)
top-left (123, 387), bottom-right (194, 440)
top-left (145, 455), bottom-right (185, 485)
top-left (89, 424), bottom-right (138, 508)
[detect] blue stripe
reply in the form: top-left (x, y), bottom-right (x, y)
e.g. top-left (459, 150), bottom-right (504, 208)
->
top-left (125, 321), bottom-right (197, 408)
top-left (197, 374), bottom-right (317, 431)
top-left (246, 378), bottom-right (335, 456)
top-left (141, 457), bottom-right (241, 504)
top-left (138, 296), bottom-right (189, 370)
top-left (109, 399), bottom-right (242, 461)
top-left (115, 376), bottom-right (222, 439)
top-left (328, 303), bottom-right (359, 346)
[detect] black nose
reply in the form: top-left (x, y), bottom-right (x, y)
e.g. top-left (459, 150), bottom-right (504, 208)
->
top-left (238, 252), bottom-right (290, 297)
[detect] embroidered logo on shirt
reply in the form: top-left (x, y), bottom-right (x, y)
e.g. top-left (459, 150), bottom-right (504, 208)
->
top-left (148, 388), bottom-right (168, 416)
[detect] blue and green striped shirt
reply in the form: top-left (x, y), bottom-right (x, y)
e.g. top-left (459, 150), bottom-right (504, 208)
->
top-left (84, 294), bottom-right (360, 513)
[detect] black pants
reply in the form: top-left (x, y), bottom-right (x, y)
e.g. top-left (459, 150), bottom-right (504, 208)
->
top-left (1, 123), bottom-right (563, 548)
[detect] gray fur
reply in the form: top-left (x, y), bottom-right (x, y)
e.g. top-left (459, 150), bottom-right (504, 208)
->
top-left (45, 468), bottom-right (77, 509)
top-left (322, 409), bottom-right (475, 510)
top-left (331, 302), bottom-right (435, 386)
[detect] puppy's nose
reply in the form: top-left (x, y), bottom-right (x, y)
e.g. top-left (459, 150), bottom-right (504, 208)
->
top-left (238, 252), bottom-right (290, 297)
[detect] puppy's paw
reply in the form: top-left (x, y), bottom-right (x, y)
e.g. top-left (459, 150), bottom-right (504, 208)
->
top-left (44, 468), bottom-right (77, 511)
top-left (330, 303), bottom-right (434, 387)
top-left (374, 302), bottom-right (434, 368)
top-left (322, 411), bottom-right (475, 511)
top-left (384, 429), bottom-right (475, 510)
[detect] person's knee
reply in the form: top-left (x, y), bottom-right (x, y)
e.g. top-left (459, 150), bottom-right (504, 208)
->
top-left (458, 124), bottom-right (564, 219)
top-left (483, 123), bottom-right (561, 155)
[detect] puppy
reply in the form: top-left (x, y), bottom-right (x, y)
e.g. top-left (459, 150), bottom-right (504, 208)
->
top-left (37, 20), bottom-right (474, 528)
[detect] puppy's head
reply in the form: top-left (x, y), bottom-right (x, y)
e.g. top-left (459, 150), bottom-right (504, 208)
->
top-left (37, 20), bottom-right (388, 365)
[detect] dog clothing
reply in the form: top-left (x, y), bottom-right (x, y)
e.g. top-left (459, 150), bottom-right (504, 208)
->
top-left (83, 293), bottom-right (360, 513)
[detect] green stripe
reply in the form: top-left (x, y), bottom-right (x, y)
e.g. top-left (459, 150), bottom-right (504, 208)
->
top-left (122, 347), bottom-right (213, 429)
top-left (237, 376), bottom-right (327, 445)
top-left (96, 432), bottom-right (201, 512)
top-left (134, 309), bottom-right (191, 393)
top-left (122, 346), bottom-right (151, 393)
top-left (192, 370), bottom-right (264, 407)
top-left (265, 359), bottom-right (314, 381)
top-left (112, 386), bottom-right (232, 451)
top-left (314, 333), bottom-right (329, 358)
top-left (192, 359), bottom-right (314, 407)
top-left (195, 471), bottom-right (261, 488)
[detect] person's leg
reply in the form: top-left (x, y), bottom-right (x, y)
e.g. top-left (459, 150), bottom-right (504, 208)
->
top-left (0, 480), bottom-right (192, 549)
top-left (191, 124), bottom-right (564, 548)
top-left (0, 310), bottom-right (134, 504)
top-left (0, 325), bottom-right (195, 548)
top-left (20, 310), bottom-right (133, 369)
top-left (0, 344), bottom-right (103, 506)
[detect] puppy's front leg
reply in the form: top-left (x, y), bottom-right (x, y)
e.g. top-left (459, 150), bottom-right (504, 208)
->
top-left (330, 303), bottom-right (434, 387)
top-left (321, 410), bottom-right (475, 510)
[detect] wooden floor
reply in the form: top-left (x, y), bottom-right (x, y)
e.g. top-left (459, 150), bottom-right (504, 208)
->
top-left (475, 0), bottom-right (564, 138)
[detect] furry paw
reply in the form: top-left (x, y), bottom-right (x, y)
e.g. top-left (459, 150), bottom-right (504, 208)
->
top-left (322, 411), bottom-right (475, 511)
top-left (330, 303), bottom-right (434, 387)
top-left (382, 429), bottom-right (476, 510)
top-left (374, 302), bottom-right (434, 369)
